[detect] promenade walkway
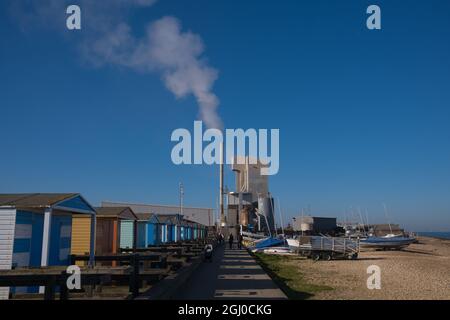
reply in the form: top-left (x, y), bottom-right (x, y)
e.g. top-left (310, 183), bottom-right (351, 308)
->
top-left (175, 243), bottom-right (287, 300)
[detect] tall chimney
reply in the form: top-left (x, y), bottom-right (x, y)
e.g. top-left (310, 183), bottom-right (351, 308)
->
top-left (219, 142), bottom-right (225, 227)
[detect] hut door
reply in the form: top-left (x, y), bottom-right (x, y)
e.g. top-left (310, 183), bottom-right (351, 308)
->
top-left (120, 220), bottom-right (134, 249)
top-left (137, 222), bottom-right (146, 248)
top-left (49, 215), bottom-right (72, 266)
top-left (146, 223), bottom-right (158, 246)
top-left (30, 213), bottom-right (44, 267)
top-left (96, 220), bottom-right (114, 255)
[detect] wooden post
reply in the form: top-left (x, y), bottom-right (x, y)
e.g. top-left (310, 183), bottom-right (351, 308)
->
top-left (130, 253), bottom-right (140, 298)
top-left (88, 212), bottom-right (96, 268)
top-left (112, 220), bottom-right (118, 267)
top-left (44, 277), bottom-right (55, 301)
top-left (133, 220), bottom-right (138, 250)
top-left (60, 271), bottom-right (69, 301)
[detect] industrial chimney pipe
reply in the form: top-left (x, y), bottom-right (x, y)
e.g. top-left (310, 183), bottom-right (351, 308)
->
top-left (219, 142), bottom-right (225, 228)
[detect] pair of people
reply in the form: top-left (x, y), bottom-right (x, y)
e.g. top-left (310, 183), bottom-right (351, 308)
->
top-left (228, 233), bottom-right (243, 249)
top-left (217, 233), bottom-right (224, 244)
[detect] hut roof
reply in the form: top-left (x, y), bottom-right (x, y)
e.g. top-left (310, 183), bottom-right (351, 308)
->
top-left (135, 212), bottom-right (160, 223)
top-left (95, 207), bottom-right (137, 220)
top-left (183, 219), bottom-right (199, 227)
top-left (158, 214), bottom-right (179, 224)
top-left (0, 193), bottom-right (79, 207)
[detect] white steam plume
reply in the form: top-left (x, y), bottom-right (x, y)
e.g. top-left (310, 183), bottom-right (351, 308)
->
top-left (9, 1), bottom-right (222, 129)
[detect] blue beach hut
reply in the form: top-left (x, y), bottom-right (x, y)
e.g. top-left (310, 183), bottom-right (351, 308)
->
top-left (171, 214), bottom-right (183, 243)
top-left (0, 193), bottom-right (96, 298)
top-left (157, 215), bottom-right (171, 243)
top-left (136, 213), bottom-right (161, 247)
top-left (157, 214), bottom-right (183, 243)
top-left (178, 219), bottom-right (187, 241)
top-left (185, 221), bottom-right (193, 240)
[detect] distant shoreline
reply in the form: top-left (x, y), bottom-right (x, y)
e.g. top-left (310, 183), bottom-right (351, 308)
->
top-left (420, 235), bottom-right (450, 241)
top-left (416, 232), bottom-right (450, 240)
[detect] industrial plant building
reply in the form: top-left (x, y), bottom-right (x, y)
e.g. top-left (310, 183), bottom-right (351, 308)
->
top-left (222, 156), bottom-right (276, 238)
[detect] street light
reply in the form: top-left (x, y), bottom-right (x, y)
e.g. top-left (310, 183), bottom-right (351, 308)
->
top-left (179, 182), bottom-right (184, 216)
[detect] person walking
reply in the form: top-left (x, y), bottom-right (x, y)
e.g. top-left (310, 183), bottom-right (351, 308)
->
top-left (238, 233), bottom-right (243, 249)
top-left (228, 233), bottom-right (234, 249)
top-left (216, 233), bottom-right (221, 244)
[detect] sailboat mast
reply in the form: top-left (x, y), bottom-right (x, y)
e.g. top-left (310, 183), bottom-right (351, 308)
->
top-left (277, 198), bottom-right (285, 235)
top-left (383, 203), bottom-right (393, 235)
top-left (301, 208), bottom-right (304, 236)
top-left (365, 208), bottom-right (370, 228)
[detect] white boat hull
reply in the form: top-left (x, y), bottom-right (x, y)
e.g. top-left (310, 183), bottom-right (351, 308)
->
top-left (287, 238), bottom-right (300, 249)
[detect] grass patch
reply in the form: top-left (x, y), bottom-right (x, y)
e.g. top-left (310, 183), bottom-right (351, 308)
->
top-left (254, 253), bottom-right (333, 300)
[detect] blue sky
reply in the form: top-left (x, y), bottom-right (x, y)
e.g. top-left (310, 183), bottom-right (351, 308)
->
top-left (1, 0), bottom-right (450, 231)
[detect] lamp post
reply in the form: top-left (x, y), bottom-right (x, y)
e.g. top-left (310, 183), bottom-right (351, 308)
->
top-left (179, 182), bottom-right (184, 216)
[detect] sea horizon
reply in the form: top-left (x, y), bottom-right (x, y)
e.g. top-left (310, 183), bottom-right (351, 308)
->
top-left (416, 232), bottom-right (450, 240)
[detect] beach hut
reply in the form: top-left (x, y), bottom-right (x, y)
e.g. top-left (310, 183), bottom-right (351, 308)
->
top-left (189, 222), bottom-right (194, 240)
top-left (95, 207), bottom-right (138, 255)
top-left (183, 220), bottom-right (200, 241)
top-left (201, 225), bottom-right (207, 239)
top-left (194, 224), bottom-right (199, 240)
top-left (191, 223), bottom-right (196, 240)
top-left (185, 221), bottom-right (193, 240)
top-left (179, 219), bottom-right (189, 241)
top-left (157, 214), bottom-right (183, 243)
top-left (190, 223), bottom-right (195, 240)
top-left (177, 219), bottom-right (207, 242)
top-left (72, 206), bottom-right (137, 257)
top-left (157, 219), bottom-right (166, 244)
top-left (192, 222), bottom-right (197, 240)
top-left (0, 193), bottom-right (96, 298)
top-left (157, 215), bottom-right (170, 243)
top-left (170, 214), bottom-right (183, 243)
top-left (199, 225), bottom-right (203, 240)
top-left (135, 213), bottom-right (161, 247)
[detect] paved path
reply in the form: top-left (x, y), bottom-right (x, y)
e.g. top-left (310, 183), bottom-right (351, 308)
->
top-left (175, 244), bottom-right (287, 300)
